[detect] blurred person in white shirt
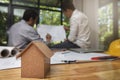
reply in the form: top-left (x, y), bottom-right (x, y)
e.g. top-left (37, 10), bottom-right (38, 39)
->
top-left (50, 0), bottom-right (91, 49)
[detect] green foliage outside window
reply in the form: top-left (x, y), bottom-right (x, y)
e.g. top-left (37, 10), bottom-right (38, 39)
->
top-left (63, 16), bottom-right (70, 37)
top-left (40, 10), bottom-right (61, 25)
top-left (98, 3), bottom-right (113, 50)
top-left (0, 0), bottom-right (9, 3)
top-left (0, 11), bottom-right (7, 45)
top-left (39, 5), bottom-right (61, 25)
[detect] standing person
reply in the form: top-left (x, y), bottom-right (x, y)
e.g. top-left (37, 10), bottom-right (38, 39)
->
top-left (8, 9), bottom-right (51, 49)
top-left (50, 0), bottom-right (91, 49)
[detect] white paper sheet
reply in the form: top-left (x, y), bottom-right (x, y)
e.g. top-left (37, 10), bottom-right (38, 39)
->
top-left (37, 24), bottom-right (66, 42)
top-left (51, 51), bottom-right (110, 64)
top-left (0, 51), bottom-right (110, 70)
top-left (0, 57), bottom-right (21, 70)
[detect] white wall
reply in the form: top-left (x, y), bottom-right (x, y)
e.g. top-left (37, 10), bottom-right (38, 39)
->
top-left (83, 0), bottom-right (99, 49)
top-left (73, 0), bottom-right (99, 49)
top-left (73, 0), bottom-right (83, 11)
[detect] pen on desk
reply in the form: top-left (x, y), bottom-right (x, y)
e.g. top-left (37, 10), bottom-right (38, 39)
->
top-left (61, 60), bottom-right (101, 64)
top-left (61, 51), bottom-right (70, 54)
top-left (91, 56), bottom-right (120, 60)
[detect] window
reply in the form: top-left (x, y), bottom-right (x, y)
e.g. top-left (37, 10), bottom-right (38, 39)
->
top-left (39, 5), bottom-right (61, 25)
top-left (12, 0), bottom-right (38, 7)
top-left (0, 0), bottom-right (9, 3)
top-left (40, 0), bottom-right (61, 8)
top-left (13, 8), bottom-right (25, 23)
top-left (40, 10), bottom-right (61, 25)
top-left (98, 3), bottom-right (113, 50)
top-left (0, 6), bottom-right (8, 45)
top-left (98, 0), bottom-right (120, 50)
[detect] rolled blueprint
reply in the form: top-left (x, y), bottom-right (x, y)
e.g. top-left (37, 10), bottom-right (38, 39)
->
top-left (0, 46), bottom-right (18, 58)
top-left (0, 49), bottom-right (9, 57)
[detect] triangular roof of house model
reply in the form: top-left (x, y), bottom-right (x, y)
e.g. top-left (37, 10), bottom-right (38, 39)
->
top-left (17, 41), bottom-right (53, 58)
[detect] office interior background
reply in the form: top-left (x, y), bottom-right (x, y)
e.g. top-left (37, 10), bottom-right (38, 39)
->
top-left (0, 0), bottom-right (120, 50)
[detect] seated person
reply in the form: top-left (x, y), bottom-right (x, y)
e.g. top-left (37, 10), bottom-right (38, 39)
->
top-left (8, 9), bottom-right (51, 49)
top-left (49, 0), bottom-right (91, 49)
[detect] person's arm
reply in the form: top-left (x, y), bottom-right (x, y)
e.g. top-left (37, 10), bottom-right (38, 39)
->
top-left (68, 18), bottom-right (78, 42)
top-left (21, 28), bottom-right (44, 42)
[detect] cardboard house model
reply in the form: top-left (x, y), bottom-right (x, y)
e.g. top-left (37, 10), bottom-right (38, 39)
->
top-left (17, 41), bottom-right (53, 79)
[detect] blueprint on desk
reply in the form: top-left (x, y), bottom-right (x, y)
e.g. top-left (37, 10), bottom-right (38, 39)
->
top-left (0, 51), bottom-right (110, 70)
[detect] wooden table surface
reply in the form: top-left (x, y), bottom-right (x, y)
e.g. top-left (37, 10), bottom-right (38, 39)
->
top-left (0, 60), bottom-right (120, 80)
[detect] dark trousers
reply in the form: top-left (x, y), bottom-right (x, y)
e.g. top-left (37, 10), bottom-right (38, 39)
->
top-left (49, 40), bottom-right (80, 49)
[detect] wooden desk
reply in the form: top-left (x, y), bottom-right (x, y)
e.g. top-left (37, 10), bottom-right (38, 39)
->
top-left (0, 60), bottom-right (120, 80)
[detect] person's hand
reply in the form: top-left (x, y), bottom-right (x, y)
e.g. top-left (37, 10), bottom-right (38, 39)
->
top-left (64, 38), bottom-right (68, 41)
top-left (46, 33), bottom-right (52, 42)
top-left (64, 26), bottom-right (70, 31)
